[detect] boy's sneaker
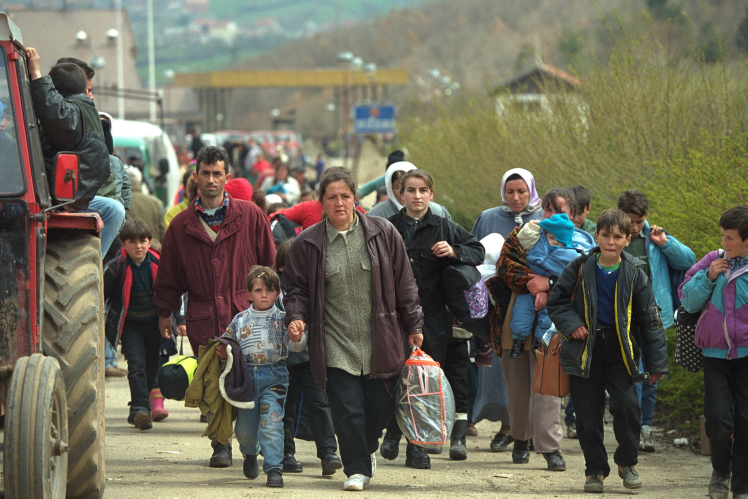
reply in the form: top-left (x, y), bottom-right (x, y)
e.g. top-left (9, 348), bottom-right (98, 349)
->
top-left (640, 425), bottom-right (655, 452)
top-left (618, 465), bottom-right (642, 489)
top-left (343, 474), bottom-right (370, 491)
top-left (508, 338), bottom-right (523, 358)
top-left (266, 469), bottom-right (283, 488)
top-left (243, 454), bottom-right (260, 479)
top-left (127, 409), bottom-right (152, 431)
top-left (708, 471), bottom-right (730, 499)
top-left (567, 422), bottom-right (578, 439)
top-left (584, 473), bottom-right (604, 493)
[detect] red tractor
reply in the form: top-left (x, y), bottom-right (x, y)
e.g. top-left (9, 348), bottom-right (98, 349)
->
top-left (0, 14), bottom-right (106, 498)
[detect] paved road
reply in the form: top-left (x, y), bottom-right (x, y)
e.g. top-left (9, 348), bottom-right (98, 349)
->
top-left (103, 350), bottom-right (715, 498)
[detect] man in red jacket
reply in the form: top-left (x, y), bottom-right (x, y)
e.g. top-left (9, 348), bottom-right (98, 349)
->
top-left (154, 145), bottom-right (276, 469)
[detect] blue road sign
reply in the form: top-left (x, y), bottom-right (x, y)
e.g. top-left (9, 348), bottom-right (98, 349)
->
top-left (354, 105), bottom-right (396, 134)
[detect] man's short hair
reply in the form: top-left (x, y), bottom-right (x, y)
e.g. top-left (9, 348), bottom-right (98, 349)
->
top-left (596, 209), bottom-right (632, 236)
top-left (48, 63), bottom-right (87, 98)
top-left (542, 187), bottom-right (577, 218)
top-left (119, 219), bottom-right (153, 242)
top-left (719, 205), bottom-right (748, 241)
top-left (56, 57), bottom-right (95, 80)
top-left (618, 189), bottom-right (649, 217)
top-left (569, 185), bottom-right (592, 210)
top-left (246, 265), bottom-right (280, 293)
top-left (195, 146), bottom-right (229, 174)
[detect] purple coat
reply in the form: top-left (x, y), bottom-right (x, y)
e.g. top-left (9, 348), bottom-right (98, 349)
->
top-left (679, 250), bottom-right (748, 359)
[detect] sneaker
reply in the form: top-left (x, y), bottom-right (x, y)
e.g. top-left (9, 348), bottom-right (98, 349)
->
top-left (343, 474), bottom-right (370, 491)
top-left (127, 409), bottom-right (152, 431)
top-left (567, 422), bottom-right (578, 439)
top-left (708, 471), bottom-right (731, 499)
top-left (266, 469), bottom-right (283, 488)
top-left (618, 465), bottom-right (642, 489)
top-left (640, 425), bottom-right (655, 452)
top-left (508, 338), bottom-right (523, 358)
top-left (105, 366), bottom-right (127, 377)
top-left (466, 422), bottom-right (479, 437)
top-left (584, 473), bottom-right (604, 493)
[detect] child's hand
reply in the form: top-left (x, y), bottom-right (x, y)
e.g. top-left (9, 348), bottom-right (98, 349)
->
top-left (216, 344), bottom-right (227, 360)
top-left (534, 292), bottom-right (548, 311)
top-left (530, 220), bottom-right (539, 225)
top-left (432, 241), bottom-right (456, 258)
top-left (649, 373), bottom-right (663, 384)
top-left (650, 226), bottom-right (668, 246)
top-left (288, 320), bottom-right (306, 342)
top-left (570, 325), bottom-right (589, 340)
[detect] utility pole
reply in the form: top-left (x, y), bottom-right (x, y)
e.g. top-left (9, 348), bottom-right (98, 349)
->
top-left (115, 0), bottom-right (125, 119)
top-left (147, 0), bottom-right (157, 122)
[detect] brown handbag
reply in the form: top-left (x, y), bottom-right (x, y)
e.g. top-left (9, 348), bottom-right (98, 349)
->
top-left (533, 333), bottom-right (571, 398)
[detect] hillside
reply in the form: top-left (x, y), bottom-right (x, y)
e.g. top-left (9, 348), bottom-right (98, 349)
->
top-left (223, 0), bottom-right (748, 137)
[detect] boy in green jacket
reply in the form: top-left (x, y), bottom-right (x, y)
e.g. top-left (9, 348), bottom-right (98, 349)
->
top-left (547, 209), bottom-right (669, 494)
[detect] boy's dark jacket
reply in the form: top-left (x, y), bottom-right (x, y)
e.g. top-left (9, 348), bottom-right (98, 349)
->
top-left (30, 75), bottom-right (109, 210)
top-left (103, 247), bottom-right (183, 346)
top-left (547, 249), bottom-right (669, 382)
top-left (388, 207), bottom-right (485, 338)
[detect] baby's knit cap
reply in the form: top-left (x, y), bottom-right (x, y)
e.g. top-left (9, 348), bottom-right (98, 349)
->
top-left (539, 213), bottom-right (575, 248)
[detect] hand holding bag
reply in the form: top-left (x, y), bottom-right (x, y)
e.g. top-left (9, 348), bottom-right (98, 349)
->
top-left (533, 333), bottom-right (570, 398)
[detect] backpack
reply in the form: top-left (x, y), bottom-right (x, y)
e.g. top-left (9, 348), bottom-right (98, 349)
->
top-left (158, 337), bottom-right (198, 401)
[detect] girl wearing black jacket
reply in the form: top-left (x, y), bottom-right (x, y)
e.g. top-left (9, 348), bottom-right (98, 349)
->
top-left (383, 168), bottom-right (485, 467)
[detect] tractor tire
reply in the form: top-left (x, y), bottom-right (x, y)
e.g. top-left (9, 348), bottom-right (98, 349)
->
top-left (4, 354), bottom-right (69, 498)
top-left (42, 233), bottom-right (106, 499)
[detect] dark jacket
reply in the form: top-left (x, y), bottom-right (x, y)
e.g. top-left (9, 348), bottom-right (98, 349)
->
top-left (153, 195), bottom-right (276, 351)
top-left (103, 247), bottom-right (183, 346)
top-left (30, 75), bottom-right (109, 210)
top-left (388, 208), bottom-right (484, 338)
top-left (282, 212), bottom-right (424, 391)
top-left (547, 249), bottom-right (669, 383)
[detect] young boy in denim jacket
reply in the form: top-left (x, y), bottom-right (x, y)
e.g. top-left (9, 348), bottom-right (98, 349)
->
top-left (679, 205), bottom-right (748, 499)
top-left (548, 209), bottom-right (669, 494)
top-left (217, 265), bottom-right (307, 488)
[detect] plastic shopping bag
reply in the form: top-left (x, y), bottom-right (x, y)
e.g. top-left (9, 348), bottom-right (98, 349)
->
top-left (395, 347), bottom-right (455, 448)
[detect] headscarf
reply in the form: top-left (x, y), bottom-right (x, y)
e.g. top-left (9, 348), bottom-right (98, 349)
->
top-left (384, 161), bottom-right (417, 211)
top-left (500, 168), bottom-right (541, 226)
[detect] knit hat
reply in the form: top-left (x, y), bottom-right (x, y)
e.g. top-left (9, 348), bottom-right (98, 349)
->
top-left (126, 166), bottom-right (143, 188)
top-left (386, 150), bottom-right (405, 169)
top-left (539, 213), bottom-right (574, 248)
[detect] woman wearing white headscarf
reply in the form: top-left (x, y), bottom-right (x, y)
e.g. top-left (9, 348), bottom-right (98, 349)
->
top-left (367, 161), bottom-right (451, 219)
top-left (470, 168), bottom-right (543, 452)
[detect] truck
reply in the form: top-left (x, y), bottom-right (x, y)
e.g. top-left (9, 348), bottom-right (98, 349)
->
top-left (0, 13), bottom-right (106, 498)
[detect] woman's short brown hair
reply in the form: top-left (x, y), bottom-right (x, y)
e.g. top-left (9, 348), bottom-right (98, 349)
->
top-left (398, 169), bottom-right (435, 195)
top-left (318, 171), bottom-right (357, 200)
top-left (246, 265), bottom-right (280, 293)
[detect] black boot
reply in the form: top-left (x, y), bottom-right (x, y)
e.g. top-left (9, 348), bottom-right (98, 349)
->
top-left (449, 419), bottom-right (468, 461)
top-left (512, 439), bottom-right (530, 464)
top-left (380, 429), bottom-right (401, 460)
top-left (282, 453), bottom-right (303, 473)
top-left (210, 439), bottom-right (233, 468)
top-left (243, 454), bottom-right (260, 479)
top-left (404, 443), bottom-right (431, 469)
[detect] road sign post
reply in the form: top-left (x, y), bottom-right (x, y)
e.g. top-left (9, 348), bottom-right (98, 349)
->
top-left (354, 105), bottom-right (396, 134)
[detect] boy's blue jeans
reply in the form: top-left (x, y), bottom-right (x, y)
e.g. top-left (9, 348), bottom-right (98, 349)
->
top-left (84, 196), bottom-right (125, 257)
top-left (235, 362), bottom-right (289, 473)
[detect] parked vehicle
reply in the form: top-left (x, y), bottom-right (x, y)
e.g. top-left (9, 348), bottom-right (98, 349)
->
top-left (111, 119), bottom-right (180, 207)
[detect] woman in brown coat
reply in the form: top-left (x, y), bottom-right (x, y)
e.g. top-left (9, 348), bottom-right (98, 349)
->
top-left (282, 170), bottom-right (423, 492)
